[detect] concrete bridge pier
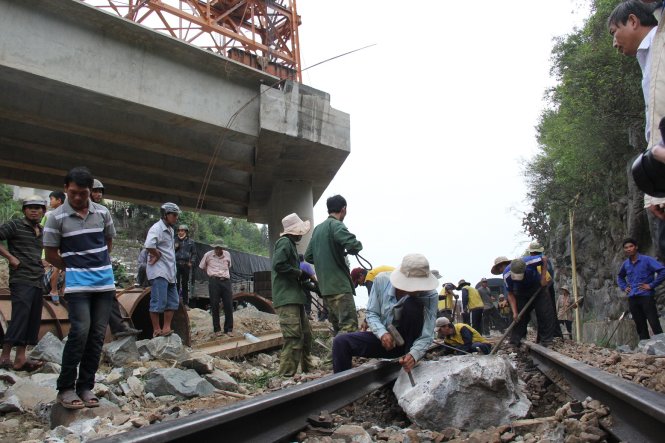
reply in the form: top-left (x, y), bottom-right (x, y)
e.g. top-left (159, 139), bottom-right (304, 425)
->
top-left (268, 179), bottom-right (314, 255)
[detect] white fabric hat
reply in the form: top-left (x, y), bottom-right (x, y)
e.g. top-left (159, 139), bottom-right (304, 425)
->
top-left (389, 253), bottom-right (439, 292)
top-left (280, 213), bottom-right (311, 236)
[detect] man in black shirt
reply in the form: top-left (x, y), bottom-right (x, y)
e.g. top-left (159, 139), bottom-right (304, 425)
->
top-left (175, 225), bottom-right (197, 308)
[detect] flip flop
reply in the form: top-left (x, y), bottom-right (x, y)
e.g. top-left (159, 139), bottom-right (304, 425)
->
top-left (57, 390), bottom-right (85, 410)
top-left (14, 359), bottom-right (44, 372)
top-left (78, 390), bottom-right (100, 408)
top-left (161, 329), bottom-right (174, 337)
top-left (152, 329), bottom-right (162, 338)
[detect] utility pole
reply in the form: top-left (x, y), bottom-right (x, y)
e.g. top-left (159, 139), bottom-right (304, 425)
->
top-left (569, 194), bottom-right (582, 342)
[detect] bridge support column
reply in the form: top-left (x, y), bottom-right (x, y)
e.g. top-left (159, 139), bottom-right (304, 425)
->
top-left (268, 180), bottom-right (314, 256)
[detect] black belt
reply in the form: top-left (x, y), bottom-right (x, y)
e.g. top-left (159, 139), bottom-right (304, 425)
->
top-left (211, 276), bottom-right (229, 281)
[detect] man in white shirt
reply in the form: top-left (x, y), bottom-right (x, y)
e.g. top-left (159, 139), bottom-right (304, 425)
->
top-left (199, 243), bottom-right (233, 336)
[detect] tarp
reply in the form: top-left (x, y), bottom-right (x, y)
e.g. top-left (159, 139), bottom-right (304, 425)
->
top-left (192, 242), bottom-right (271, 283)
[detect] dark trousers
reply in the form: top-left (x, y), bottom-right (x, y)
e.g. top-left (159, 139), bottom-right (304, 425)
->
top-left (108, 297), bottom-right (126, 334)
top-left (510, 287), bottom-right (556, 345)
top-left (470, 308), bottom-right (483, 333)
top-left (549, 286), bottom-right (563, 338)
top-left (657, 216), bottom-right (665, 262)
top-left (57, 291), bottom-right (114, 392)
top-left (176, 264), bottom-right (191, 306)
top-left (629, 296), bottom-right (663, 340)
top-left (5, 283), bottom-right (43, 346)
top-left (482, 307), bottom-right (504, 334)
top-left (559, 320), bottom-right (573, 335)
top-left (332, 296), bottom-right (424, 373)
top-left (137, 266), bottom-right (148, 287)
top-left (209, 277), bottom-right (233, 333)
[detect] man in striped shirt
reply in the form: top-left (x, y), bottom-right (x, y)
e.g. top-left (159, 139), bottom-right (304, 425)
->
top-left (0, 196), bottom-right (47, 371)
top-left (44, 166), bottom-right (116, 410)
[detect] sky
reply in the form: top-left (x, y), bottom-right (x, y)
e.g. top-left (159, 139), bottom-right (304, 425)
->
top-left (296, 1), bottom-right (589, 308)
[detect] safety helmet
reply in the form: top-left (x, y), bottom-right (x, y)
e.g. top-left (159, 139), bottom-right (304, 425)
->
top-left (22, 195), bottom-right (47, 210)
top-left (160, 202), bottom-right (181, 216)
top-left (92, 179), bottom-right (104, 191)
top-left (178, 224), bottom-right (189, 231)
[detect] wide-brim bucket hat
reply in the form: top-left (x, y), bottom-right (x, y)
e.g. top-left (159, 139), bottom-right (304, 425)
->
top-left (280, 213), bottom-right (311, 236)
top-left (389, 253), bottom-right (439, 292)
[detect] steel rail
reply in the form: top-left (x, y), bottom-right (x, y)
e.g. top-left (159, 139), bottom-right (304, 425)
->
top-left (96, 360), bottom-right (401, 443)
top-left (526, 341), bottom-right (665, 443)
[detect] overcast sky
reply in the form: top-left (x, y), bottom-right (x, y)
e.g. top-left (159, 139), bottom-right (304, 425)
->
top-left (296, 1), bottom-right (588, 307)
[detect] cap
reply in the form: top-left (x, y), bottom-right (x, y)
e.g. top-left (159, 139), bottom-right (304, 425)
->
top-left (509, 258), bottom-right (527, 281)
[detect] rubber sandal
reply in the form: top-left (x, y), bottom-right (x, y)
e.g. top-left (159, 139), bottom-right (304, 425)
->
top-left (161, 330), bottom-right (174, 337)
top-left (14, 359), bottom-right (44, 372)
top-left (78, 390), bottom-right (100, 408)
top-left (152, 330), bottom-right (162, 338)
top-left (57, 390), bottom-right (85, 410)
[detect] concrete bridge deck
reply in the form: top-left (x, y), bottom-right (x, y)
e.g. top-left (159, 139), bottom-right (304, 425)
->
top-left (0, 0), bottom-right (350, 240)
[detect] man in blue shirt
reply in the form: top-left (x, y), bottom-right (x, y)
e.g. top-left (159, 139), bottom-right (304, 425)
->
top-left (617, 237), bottom-right (665, 339)
top-left (332, 253), bottom-right (438, 373)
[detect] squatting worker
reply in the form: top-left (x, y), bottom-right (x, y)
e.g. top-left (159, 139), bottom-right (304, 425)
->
top-left (332, 253), bottom-right (438, 373)
top-left (271, 213), bottom-right (315, 376)
top-left (617, 238), bottom-right (665, 340)
top-left (435, 317), bottom-right (490, 355)
top-left (305, 195), bottom-right (363, 335)
top-left (199, 241), bottom-right (234, 336)
top-left (145, 202), bottom-right (181, 338)
top-left (351, 265), bottom-right (395, 294)
top-left (491, 255), bottom-right (556, 347)
top-left (0, 196), bottom-right (47, 372)
top-left (44, 167), bottom-right (116, 410)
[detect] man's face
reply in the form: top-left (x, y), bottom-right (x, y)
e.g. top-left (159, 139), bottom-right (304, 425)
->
top-left (164, 212), bottom-right (179, 226)
top-left (49, 196), bottom-right (62, 210)
top-left (623, 242), bottom-right (638, 257)
top-left (65, 182), bottom-right (90, 211)
top-left (481, 281), bottom-right (488, 287)
top-left (214, 247), bottom-right (224, 256)
top-left (609, 16), bottom-right (642, 57)
top-left (177, 228), bottom-right (187, 239)
top-left (91, 188), bottom-right (104, 204)
top-left (358, 274), bottom-right (366, 285)
top-left (23, 205), bottom-right (44, 223)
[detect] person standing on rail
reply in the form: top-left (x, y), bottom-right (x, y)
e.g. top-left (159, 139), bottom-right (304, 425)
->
top-left (617, 237), bottom-right (665, 340)
top-left (175, 224), bottom-right (197, 309)
top-left (305, 195), bottom-right (363, 335)
top-left (44, 167), bottom-right (116, 409)
top-left (272, 213), bottom-right (315, 376)
top-left (351, 265), bottom-right (396, 295)
top-left (0, 196), bottom-right (47, 372)
top-left (145, 202), bottom-right (181, 338)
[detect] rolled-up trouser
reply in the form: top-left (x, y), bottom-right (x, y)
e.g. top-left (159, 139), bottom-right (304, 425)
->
top-left (323, 293), bottom-right (358, 335)
top-left (276, 304), bottom-right (313, 376)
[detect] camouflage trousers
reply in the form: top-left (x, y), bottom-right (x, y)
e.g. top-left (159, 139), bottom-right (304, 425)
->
top-left (276, 304), bottom-right (314, 377)
top-left (323, 293), bottom-right (358, 335)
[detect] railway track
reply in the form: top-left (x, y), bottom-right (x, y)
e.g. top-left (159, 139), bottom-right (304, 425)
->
top-left (526, 341), bottom-right (665, 442)
top-left (95, 342), bottom-right (665, 442)
top-left (96, 359), bottom-right (401, 443)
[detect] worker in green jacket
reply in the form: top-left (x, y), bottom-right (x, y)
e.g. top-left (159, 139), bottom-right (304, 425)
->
top-left (272, 213), bottom-right (315, 376)
top-left (305, 195), bottom-right (363, 335)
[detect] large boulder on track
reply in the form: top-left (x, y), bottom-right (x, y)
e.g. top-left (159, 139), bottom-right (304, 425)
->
top-left (393, 355), bottom-right (531, 431)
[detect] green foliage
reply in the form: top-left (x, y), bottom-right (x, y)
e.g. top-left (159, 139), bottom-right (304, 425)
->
top-left (524, 0), bottom-right (646, 241)
top-left (0, 184), bottom-right (21, 224)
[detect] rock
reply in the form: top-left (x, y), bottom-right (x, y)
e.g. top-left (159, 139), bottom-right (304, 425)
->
top-left (3, 417), bottom-right (20, 429)
top-left (50, 398), bottom-right (121, 429)
top-left (29, 332), bottom-right (65, 364)
top-left (126, 376), bottom-right (145, 397)
top-left (136, 339), bottom-right (151, 356)
top-left (255, 353), bottom-right (274, 368)
top-left (616, 345), bottom-right (633, 353)
top-left (0, 394), bottom-right (22, 413)
top-left (103, 336), bottom-right (141, 366)
top-left (145, 334), bottom-right (186, 361)
top-left (131, 416), bottom-right (150, 428)
top-left (394, 356), bottom-right (531, 431)
top-left (144, 368), bottom-right (215, 399)
top-left (68, 416), bottom-right (101, 439)
top-left (501, 432), bottom-right (516, 442)
top-left (637, 333), bottom-right (665, 356)
top-left (105, 368), bottom-right (124, 385)
top-left (204, 369), bottom-right (238, 391)
top-left (331, 424), bottom-right (372, 443)
top-left (179, 352), bottom-right (215, 374)
top-left (30, 373), bottom-right (59, 389)
top-left (35, 362), bottom-right (62, 374)
top-left (4, 377), bottom-right (56, 412)
top-left (0, 368), bottom-right (21, 384)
